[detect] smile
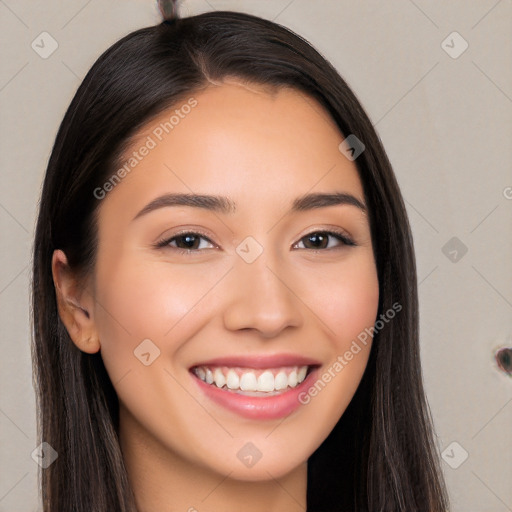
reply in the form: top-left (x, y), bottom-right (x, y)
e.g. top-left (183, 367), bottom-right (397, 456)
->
top-left (192, 365), bottom-right (309, 395)
top-left (189, 354), bottom-right (321, 419)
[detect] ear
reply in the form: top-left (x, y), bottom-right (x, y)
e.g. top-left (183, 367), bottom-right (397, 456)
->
top-left (51, 249), bottom-right (100, 354)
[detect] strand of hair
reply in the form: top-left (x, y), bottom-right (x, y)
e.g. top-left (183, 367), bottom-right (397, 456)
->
top-left (157, 0), bottom-right (179, 22)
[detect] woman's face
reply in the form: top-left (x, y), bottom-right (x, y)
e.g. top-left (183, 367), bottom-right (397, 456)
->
top-left (82, 81), bottom-right (379, 479)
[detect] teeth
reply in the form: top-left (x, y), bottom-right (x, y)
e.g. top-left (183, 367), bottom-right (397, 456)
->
top-left (274, 371), bottom-right (288, 390)
top-left (226, 370), bottom-right (240, 390)
top-left (193, 365), bottom-right (310, 393)
top-left (240, 372), bottom-right (258, 391)
top-left (257, 371), bottom-right (274, 392)
top-left (213, 368), bottom-right (226, 388)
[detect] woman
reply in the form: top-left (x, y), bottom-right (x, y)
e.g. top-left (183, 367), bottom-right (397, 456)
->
top-left (31, 1), bottom-right (449, 510)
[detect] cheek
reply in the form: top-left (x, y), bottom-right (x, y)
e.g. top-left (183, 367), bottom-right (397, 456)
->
top-left (92, 250), bottom-right (230, 376)
top-left (301, 253), bottom-right (380, 344)
top-left (290, 255), bottom-right (378, 444)
top-left (294, 251), bottom-right (378, 385)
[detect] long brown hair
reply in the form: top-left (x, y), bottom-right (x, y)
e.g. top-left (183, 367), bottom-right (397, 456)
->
top-left (31, 5), bottom-right (449, 511)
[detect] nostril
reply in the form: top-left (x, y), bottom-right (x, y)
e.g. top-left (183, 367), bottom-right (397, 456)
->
top-left (495, 347), bottom-right (512, 376)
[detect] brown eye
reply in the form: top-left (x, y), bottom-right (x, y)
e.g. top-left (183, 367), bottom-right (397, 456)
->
top-left (173, 234), bottom-right (201, 249)
top-left (295, 231), bottom-right (355, 250)
top-left (156, 232), bottom-right (215, 251)
top-left (303, 232), bottom-right (329, 249)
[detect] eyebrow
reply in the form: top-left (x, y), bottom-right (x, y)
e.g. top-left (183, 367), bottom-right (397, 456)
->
top-left (292, 192), bottom-right (366, 212)
top-left (132, 191), bottom-right (366, 221)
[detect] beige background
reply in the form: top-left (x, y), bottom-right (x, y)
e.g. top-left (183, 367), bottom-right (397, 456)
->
top-left (1, 1), bottom-right (511, 510)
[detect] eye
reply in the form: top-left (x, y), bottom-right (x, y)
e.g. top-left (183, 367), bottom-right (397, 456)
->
top-left (154, 229), bottom-right (355, 253)
top-left (293, 230), bottom-right (355, 250)
top-left (155, 232), bottom-right (216, 252)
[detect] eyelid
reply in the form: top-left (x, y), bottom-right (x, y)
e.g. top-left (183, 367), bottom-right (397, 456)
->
top-left (294, 224), bottom-right (355, 242)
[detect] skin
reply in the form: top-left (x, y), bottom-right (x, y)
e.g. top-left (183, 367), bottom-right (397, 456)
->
top-left (52, 80), bottom-right (379, 512)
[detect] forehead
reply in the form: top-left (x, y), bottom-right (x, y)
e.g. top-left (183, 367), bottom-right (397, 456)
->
top-left (98, 81), bottom-right (364, 218)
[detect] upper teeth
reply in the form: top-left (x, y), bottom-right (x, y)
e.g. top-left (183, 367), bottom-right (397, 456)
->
top-left (193, 366), bottom-right (309, 393)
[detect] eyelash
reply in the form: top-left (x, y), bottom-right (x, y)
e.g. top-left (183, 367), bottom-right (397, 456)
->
top-left (153, 229), bottom-right (356, 254)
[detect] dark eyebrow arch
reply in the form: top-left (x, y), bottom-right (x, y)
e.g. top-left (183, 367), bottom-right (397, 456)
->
top-left (132, 193), bottom-right (237, 221)
top-left (292, 192), bottom-right (366, 212)
top-left (132, 191), bottom-right (366, 221)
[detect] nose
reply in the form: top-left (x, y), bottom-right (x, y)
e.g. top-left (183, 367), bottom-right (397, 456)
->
top-left (222, 254), bottom-right (304, 338)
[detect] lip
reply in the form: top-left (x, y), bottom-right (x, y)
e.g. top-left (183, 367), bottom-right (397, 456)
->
top-left (189, 355), bottom-right (321, 420)
top-left (190, 353), bottom-right (322, 369)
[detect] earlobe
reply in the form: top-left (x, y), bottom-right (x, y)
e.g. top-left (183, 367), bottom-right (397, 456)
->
top-left (51, 249), bottom-right (101, 354)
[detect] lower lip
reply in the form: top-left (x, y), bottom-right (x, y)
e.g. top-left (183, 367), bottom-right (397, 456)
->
top-left (190, 367), bottom-right (319, 420)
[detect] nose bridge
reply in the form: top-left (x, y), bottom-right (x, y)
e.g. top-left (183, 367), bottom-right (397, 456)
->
top-left (222, 246), bottom-right (303, 336)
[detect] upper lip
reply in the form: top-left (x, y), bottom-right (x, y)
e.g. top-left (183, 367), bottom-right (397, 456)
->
top-left (190, 353), bottom-right (322, 370)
